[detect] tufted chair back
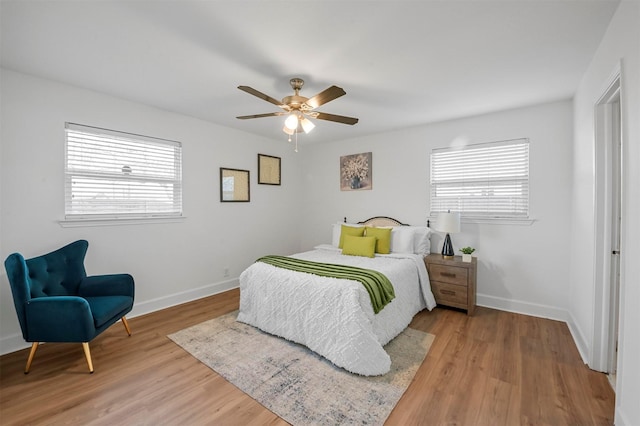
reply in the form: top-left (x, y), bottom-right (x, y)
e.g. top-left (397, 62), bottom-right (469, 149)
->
top-left (25, 240), bottom-right (88, 297)
top-left (5, 240), bottom-right (89, 341)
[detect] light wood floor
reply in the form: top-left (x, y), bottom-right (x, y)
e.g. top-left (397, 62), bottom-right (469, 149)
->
top-left (0, 289), bottom-right (614, 425)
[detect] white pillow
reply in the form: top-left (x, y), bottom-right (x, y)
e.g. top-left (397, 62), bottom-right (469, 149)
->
top-left (409, 226), bottom-right (432, 254)
top-left (332, 223), bottom-right (364, 247)
top-left (390, 227), bottom-right (415, 254)
top-left (389, 226), bottom-right (432, 254)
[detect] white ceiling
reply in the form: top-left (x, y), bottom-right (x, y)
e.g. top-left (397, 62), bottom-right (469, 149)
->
top-left (0, 0), bottom-right (619, 144)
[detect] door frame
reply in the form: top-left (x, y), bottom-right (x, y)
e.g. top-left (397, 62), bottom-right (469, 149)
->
top-left (590, 64), bottom-right (623, 373)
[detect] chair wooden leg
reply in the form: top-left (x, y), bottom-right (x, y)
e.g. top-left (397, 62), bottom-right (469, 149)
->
top-left (24, 342), bottom-right (39, 374)
top-left (82, 342), bottom-right (94, 374)
top-left (121, 316), bottom-right (132, 336)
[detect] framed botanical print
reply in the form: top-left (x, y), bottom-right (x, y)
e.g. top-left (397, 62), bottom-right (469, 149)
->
top-left (258, 154), bottom-right (281, 185)
top-left (220, 168), bottom-right (250, 202)
top-left (340, 152), bottom-right (372, 191)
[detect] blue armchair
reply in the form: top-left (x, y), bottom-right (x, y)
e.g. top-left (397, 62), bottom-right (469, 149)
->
top-left (4, 240), bottom-right (134, 373)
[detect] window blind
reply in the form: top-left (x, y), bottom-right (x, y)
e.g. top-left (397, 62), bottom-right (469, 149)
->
top-left (430, 138), bottom-right (529, 218)
top-left (65, 123), bottom-right (182, 219)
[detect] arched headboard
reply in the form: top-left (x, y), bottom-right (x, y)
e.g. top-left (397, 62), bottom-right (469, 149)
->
top-left (343, 216), bottom-right (408, 227)
top-left (344, 216), bottom-right (431, 228)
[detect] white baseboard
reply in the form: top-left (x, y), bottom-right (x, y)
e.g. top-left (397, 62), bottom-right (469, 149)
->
top-left (0, 278), bottom-right (239, 356)
top-left (127, 278), bottom-right (238, 319)
top-left (615, 405), bottom-right (632, 426)
top-left (477, 293), bottom-right (569, 322)
top-left (566, 311), bottom-right (590, 365)
top-left (0, 333), bottom-right (28, 357)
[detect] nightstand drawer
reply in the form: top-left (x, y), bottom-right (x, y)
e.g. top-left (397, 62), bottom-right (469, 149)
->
top-left (431, 281), bottom-right (468, 307)
top-left (429, 264), bottom-right (468, 286)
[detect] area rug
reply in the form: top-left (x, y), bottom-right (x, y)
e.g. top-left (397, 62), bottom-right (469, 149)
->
top-left (168, 311), bottom-right (434, 426)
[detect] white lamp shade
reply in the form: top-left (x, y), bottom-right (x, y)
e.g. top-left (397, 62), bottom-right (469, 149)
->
top-left (435, 211), bottom-right (460, 233)
top-left (282, 125), bottom-right (295, 135)
top-left (284, 114), bottom-right (298, 130)
top-left (300, 117), bottom-right (315, 133)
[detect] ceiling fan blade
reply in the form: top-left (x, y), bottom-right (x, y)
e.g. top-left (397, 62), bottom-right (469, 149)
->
top-left (236, 112), bottom-right (287, 120)
top-left (238, 86), bottom-right (288, 109)
top-left (303, 86), bottom-right (346, 109)
top-left (314, 112), bottom-right (359, 125)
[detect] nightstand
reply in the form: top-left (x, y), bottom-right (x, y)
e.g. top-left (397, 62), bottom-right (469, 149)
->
top-left (424, 254), bottom-right (477, 315)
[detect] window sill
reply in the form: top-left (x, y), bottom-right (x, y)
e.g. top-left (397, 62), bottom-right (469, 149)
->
top-left (462, 217), bottom-right (535, 225)
top-left (59, 216), bottom-right (186, 228)
top-left (429, 216), bottom-right (535, 226)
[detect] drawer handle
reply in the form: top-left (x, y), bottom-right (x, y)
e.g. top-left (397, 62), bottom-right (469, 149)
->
top-left (441, 272), bottom-right (456, 278)
top-left (441, 289), bottom-right (456, 295)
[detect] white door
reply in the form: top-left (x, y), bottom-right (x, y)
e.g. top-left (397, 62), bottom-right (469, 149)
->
top-left (607, 97), bottom-right (621, 382)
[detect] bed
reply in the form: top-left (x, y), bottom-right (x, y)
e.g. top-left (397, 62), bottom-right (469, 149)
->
top-left (237, 217), bottom-right (437, 376)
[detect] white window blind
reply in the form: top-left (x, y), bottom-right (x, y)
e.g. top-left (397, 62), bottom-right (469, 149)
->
top-left (65, 123), bottom-right (182, 219)
top-left (430, 138), bottom-right (529, 219)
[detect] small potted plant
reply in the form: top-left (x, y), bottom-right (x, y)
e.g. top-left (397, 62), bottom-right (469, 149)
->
top-left (459, 247), bottom-right (475, 262)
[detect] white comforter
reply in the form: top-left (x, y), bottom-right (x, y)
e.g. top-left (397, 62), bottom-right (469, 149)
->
top-left (237, 244), bottom-right (436, 376)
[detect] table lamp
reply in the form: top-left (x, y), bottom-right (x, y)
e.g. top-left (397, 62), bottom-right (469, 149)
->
top-left (436, 211), bottom-right (460, 259)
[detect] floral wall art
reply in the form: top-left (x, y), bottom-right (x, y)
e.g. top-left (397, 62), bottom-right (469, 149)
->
top-left (340, 152), bottom-right (372, 191)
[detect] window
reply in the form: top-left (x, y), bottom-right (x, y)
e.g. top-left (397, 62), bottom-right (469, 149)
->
top-left (65, 123), bottom-right (182, 221)
top-left (430, 138), bottom-right (529, 219)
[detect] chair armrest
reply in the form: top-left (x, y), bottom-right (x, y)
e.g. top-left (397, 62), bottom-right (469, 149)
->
top-left (25, 296), bottom-right (95, 342)
top-left (78, 274), bottom-right (135, 298)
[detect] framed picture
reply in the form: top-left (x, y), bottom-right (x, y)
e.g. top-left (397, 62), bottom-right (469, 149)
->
top-left (340, 152), bottom-right (372, 191)
top-left (220, 168), bottom-right (250, 202)
top-left (258, 154), bottom-right (281, 185)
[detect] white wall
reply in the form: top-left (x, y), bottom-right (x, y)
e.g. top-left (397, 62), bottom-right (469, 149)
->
top-left (570, 2), bottom-right (640, 425)
top-left (0, 69), bottom-right (304, 354)
top-left (299, 100), bottom-right (574, 321)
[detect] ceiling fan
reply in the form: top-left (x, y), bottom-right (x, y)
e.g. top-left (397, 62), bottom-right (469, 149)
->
top-left (236, 78), bottom-right (359, 138)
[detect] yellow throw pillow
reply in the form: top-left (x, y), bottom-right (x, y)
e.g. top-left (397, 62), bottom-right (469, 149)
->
top-left (365, 226), bottom-right (392, 254)
top-left (339, 224), bottom-right (365, 248)
top-left (342, 235), bottom-right (377, 258)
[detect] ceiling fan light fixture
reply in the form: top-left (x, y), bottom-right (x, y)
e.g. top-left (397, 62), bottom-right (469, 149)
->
top-left (237, 78), bottom-right (359, 151)
top-left (300, 117), bottom-right (315, 134)
top-left (284, 114), bottom-right (298, 130)
top-left (282, 125), bottom-right (295, 135)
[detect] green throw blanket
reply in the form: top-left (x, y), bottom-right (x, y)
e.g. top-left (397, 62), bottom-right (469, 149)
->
top-left (256, 255), bottom-right (395, 314)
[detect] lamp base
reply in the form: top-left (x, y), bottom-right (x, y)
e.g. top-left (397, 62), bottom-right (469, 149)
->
top-left (442, 233), bottom-right (454, 259)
